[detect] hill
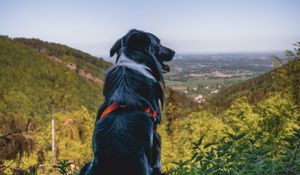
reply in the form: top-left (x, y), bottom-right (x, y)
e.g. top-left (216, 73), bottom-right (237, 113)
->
top-left (14, 38), bottom-right (111, 83)
top-left (0, 35), bottom-right (112, 174)
top-left (0, 36), bottom-right (111, 114)
top-left (206, 52), bottom-right (300, 111)
top-left (160, 43), bottom-right (300, 174)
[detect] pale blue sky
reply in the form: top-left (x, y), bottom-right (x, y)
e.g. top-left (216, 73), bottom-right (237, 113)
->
top-left (0, 0), bottom-right (299, 55)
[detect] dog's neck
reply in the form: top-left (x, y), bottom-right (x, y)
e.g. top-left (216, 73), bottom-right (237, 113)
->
top-left (116, 53), bottom-right (156, 81)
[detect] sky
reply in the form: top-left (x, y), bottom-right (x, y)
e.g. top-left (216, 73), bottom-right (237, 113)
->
top-left (0, 0), bottom-right (300, 56)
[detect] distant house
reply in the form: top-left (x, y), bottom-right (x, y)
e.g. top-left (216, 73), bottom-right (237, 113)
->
top-left (194, 95), bottom-right (205, 103)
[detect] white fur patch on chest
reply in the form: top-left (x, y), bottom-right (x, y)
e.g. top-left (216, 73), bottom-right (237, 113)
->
top-left (116, 54), bottom-right (155, 80)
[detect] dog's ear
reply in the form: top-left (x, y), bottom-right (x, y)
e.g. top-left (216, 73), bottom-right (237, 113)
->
top-left (126, 32), bottom-right (149, 52)
top-left (110, 39), bottom-right (121, 57)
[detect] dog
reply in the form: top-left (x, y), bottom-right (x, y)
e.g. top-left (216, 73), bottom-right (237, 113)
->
top-left (79, 29), bottom-right (175, 175)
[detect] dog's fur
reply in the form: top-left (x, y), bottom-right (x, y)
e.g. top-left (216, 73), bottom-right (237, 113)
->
top-left (79, 29), bottom-right (175, 175)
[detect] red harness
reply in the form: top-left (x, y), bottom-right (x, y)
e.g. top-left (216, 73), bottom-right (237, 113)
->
top-left (98, 102), bottom-right (157, 121)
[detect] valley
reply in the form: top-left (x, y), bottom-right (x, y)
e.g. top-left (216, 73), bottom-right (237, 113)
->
top-left (165, 52), bottom-right (285, 102)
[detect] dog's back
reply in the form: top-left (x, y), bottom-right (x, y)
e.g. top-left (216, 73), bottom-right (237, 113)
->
top-left (91, 110), bottom-right (154, 175)
top-left (80, 115), bottom-right (155, 175)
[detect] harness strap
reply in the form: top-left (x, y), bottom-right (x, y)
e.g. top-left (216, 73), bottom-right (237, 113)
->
top-left (99, 103), bottom-right (157, 121)
top-left (99, 102), bottom-right (120, 120)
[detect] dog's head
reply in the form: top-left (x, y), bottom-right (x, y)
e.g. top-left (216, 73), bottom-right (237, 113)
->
top-left (110, 29), bottom-right (175, 75)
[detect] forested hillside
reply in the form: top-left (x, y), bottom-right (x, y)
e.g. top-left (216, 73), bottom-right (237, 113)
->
top-left (1, 36), bottom-right (299, 175)
top-left (14, 38), bottom-right (111, 81)
top-left (160, 43), bottom-right (300, 174)
top-left (0, 36), bottom-right (111, 174)
top-left (207, 51), bottom-right (300, 111)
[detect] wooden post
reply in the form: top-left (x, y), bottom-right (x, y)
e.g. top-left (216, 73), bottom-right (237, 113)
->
top-left (51, 104), bottom-right (56, 164)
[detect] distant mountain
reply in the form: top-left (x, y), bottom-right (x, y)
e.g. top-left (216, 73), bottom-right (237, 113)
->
top-left (173, 52), bottom-right (285, 60)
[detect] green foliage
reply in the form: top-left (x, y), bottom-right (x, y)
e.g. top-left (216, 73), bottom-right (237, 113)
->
top-left (161, 43), bottom-right (300, 174)
top-left (163, 94), bottom-right (300, 174)
top-left (25, 165), bottom-right (38, 175)
top-left (53, 160), bottom-right (72, 175)
top-left (272, 45), bottom-right (300, 110)
top-left (0, 36), bottom-right (103, 174)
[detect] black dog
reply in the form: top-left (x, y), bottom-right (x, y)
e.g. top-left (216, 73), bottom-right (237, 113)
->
top-left (79, 29), bottom-right (175, 175)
